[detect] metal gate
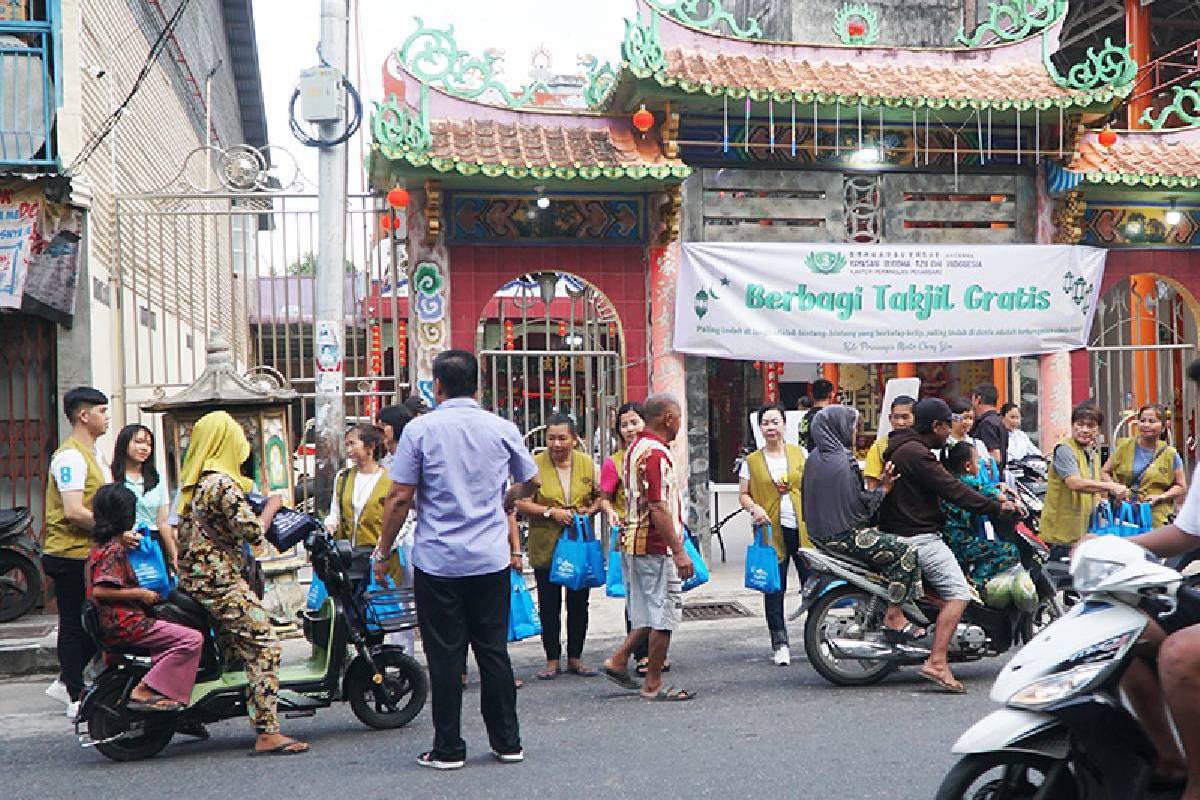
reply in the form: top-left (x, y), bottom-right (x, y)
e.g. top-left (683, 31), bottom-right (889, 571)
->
top-left (0, 313), bottom-right (55, 539)
top-left (476, 272), bottom-right (623, 459)
top-left (114, 144), bottom-right (408, 489)
top-left (1089, 276), bottom-right (1199, 465)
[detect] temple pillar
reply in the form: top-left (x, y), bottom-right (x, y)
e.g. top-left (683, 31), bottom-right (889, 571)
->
top-left (1040, 351), bottom-right (1072, 449)
top-left (405, 182), bottom-right (449, 408)
top-left (1126, 0), bottom-right (1153, 129)
top-left (1131, 273), bottom-right (1159, 407)
top-left (993, 357), bottom-right (1009, 404)
top-left (896, 363), bottom-right (917, 379)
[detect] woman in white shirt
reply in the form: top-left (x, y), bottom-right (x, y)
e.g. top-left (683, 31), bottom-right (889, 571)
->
top-left (1001, 402), bottom-right (1042, 463)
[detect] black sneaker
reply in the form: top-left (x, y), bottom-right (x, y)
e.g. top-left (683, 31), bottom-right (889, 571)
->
top-left (417, 751), bottom-right (466, 770)
top-left (491, 749), bottom-right (525, 764)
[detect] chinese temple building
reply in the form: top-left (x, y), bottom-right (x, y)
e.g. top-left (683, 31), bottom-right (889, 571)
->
top-left (368, 0), bottom-right (1200, 538)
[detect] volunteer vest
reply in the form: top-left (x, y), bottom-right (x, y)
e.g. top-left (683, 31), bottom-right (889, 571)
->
top-left (745, 444), bottom-right (810, 559)
top-left (611, 449), bottom-right (627, 520)
top-left (44, 438), bottom-right (106, 559)
top-left (1110, 437), bottom-right (1178, 528)
top-left (1042, 437), bottom-right (1100, 546)
top-left (526, 449), bottom-right (596, 569)
top-left (334, 467), bottom-right (402, 584)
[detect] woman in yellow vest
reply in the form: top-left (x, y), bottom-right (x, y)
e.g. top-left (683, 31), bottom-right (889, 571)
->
top-left (515, 414), bottom-right (600, 680)
top-left (324, 424), bottom-right (402, 583)
top-left (1042, 403), bottom-right (1129, 551)
top-left (738, 402), bottom-right (810, 666)
top-left (1101, 404), bottom-right (1188, 529)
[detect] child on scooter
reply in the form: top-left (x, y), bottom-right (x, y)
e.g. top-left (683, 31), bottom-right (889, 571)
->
top-left (86, 483), bottom-right (202, 712)
top-left (939, 442), bottom-right (1021, 591)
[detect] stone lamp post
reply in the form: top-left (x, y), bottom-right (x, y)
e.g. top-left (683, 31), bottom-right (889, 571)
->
top-left (141, 332), bottom-right (307, 633)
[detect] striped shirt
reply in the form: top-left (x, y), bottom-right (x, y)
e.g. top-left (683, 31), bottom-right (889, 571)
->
top-left (621, 431), bottom-right (681, 556)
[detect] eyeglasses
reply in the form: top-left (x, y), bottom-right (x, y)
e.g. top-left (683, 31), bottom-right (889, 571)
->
top-left (950, 413), bottom-right (966, 422)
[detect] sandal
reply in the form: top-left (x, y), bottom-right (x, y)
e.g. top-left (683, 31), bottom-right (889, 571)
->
top-left (602, 665), bottom-right (640, 691)
top-left (535, 665), bottom-right (562, 680)
top-left (127, 693), bottom-right (183, 713)
top-left (919, 667), bottom-right (965, 694)
top-left (566, 664), bottom-right (598, 677)
top-left (881, 624), bottom-right (926, 644)
top-left (249, 739), bottom-right (309, 757)
top-left (641, 686), bottom-right (696, 702)
top-left (634, 658), bottom-right (671, 677)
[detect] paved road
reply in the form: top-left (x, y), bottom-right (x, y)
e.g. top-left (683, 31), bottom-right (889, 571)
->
top-left (1, 617), bottom-right (1007, 800)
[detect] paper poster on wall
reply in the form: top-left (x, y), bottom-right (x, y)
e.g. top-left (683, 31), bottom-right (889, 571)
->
top-left (0, 186), bottom-right (39, 310)
top-left (676, 243), bottom-right (1107, 363)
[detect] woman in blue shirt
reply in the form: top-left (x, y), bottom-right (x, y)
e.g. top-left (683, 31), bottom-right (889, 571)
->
top-left (112, 424), bottom-right (177, 571)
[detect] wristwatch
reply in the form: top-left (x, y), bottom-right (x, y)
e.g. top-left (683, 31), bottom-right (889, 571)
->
top-left (542, 507), bottom-right (552, 519)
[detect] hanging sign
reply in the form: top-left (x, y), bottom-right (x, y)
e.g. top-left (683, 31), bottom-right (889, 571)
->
top-left (675, 243), bottom-right (1107, 363)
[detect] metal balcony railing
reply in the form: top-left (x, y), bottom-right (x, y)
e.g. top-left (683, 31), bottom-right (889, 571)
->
top-left (0, 1), bottom-right (59, 168)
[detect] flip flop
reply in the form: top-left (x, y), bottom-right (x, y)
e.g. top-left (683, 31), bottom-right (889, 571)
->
top-left (634, 659), bottom-right (671, 677)
top-left (881, 624), bottom-right (926, 644)
top-left (566, 664), bottom-right (598, 677)
top-left (127, 694), bottom-right (183, 713)
top-left (535, 666), bottom-right (562, 680)
top-left (602, 666), bottom-right (640, 691)
top-left (641, 686), bottom-right (696, 702)
top-left (248, 740), bottom-right (309, 757)
top-left (919, 669), bottom-right (965, 694)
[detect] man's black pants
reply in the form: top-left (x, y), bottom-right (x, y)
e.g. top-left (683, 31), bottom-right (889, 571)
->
top-left (414, 566), bottom-right (520, 760)
top-left (42, 555), bottom-right (97, 702)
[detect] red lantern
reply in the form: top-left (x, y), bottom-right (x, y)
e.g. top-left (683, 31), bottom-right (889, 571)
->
top-left (1097, 126), bottom-right (1117, 148)
top-left (753, 361), bottom-right (762, 370)
top-left (607, 322), bottom-right (616, 338)
top-left (386, 187), bottom-right (410, 209)
top-left (632, 104), bottom-right (654, 133)
top-left (848, 20), bottom-right (866, 37)
top-left (381, 214), bottom-right (394, 232)
top-left (557, 321), bottom-right (567, 337)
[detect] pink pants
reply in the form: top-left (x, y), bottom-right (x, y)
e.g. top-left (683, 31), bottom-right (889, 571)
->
top-left (135, 620), bottom-right (203, 704)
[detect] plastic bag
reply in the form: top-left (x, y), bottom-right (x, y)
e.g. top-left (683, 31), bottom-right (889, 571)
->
top-left (508, 569), bottom-right (542, 642)
top-left (744, 524), bottom-right (782, 594)
top-left (128, 525), bottom-right (174, 597)
top-left (605, 526), bottom-right (625, 598)
top-left (681, 527), bottom-right (709, 592)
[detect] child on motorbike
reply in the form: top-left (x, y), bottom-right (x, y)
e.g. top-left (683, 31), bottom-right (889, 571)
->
top-left (939, 442), bottom-right (1020, 593)
top-left (86, 483), bottom-right (202, 712)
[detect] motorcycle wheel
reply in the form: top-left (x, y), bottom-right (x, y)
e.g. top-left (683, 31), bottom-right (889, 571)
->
top-left (86, 675), bottom-right (176, 762)
top-left (936, 752), bottom-right (1076, 800)
top-left (0, 551), bottom-right (39, 623)
top-left (346, 647), bottom-right (428, 730)
top-left (802, 584), bottom-right (899, 687)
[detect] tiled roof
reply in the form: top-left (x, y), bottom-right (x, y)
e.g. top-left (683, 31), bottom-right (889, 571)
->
top-left (385, 117), bottom-right (690, 182)
top-left (1071, 137), bottom-right (1200, 188)
top-left (656, 48), bottom-right (1115, 108)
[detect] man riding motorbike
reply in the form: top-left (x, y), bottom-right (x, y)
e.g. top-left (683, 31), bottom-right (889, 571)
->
top-left (879, 398), bottom-right (1022, 693)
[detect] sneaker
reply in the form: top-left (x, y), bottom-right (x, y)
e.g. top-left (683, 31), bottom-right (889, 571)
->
top-left (416, 751), bottom-right (465, 770)
top-left (773, 645), bottom-right (791, 666)
top-left (66, 700), bottom-right (80, 720)
top-left (491, 749), bottom-right (525, 764)
top-left (45, 678), bottom-right (70, 706)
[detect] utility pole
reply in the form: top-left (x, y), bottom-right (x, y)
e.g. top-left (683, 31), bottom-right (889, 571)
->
top-left (313, 0), bottom-right (348, 512)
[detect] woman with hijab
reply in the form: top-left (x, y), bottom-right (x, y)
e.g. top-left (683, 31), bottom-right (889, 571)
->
top-left (175, 411), bottom-right (308, 756)
top-left (801, 405), bottom-right (922, 639)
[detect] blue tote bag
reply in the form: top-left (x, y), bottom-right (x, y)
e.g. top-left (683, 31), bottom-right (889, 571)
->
top-left (128, 525), bottom-right (174, 597)
top-left (605, 526), bottom-right (626, 598)
top-left (306, 574), bottom-right (328, 611)
top-left (744, 523), bottom-right (781, 594)
top-left (549, 519), bottom-right (589, 591)
top-left (579, 516), bottom-right (606, 589)
top-left (681, 527), bottom-right (709, 592)
top-left (508, 569), bottom-right (542, 642)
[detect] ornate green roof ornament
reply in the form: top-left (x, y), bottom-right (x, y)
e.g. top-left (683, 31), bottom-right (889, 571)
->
top-left (623, 11), bottom-right (667, 79)
top-left (1044, 37), bottom-right (1136, 92)
top-left (1140, 80), bottom-right (1200, 129)
top-left (644, 0), bottom-right (763, 40)
top-left (372, 85), bottom-right (432, 158)
top-left (397, 17), bottom-right (549, 108)
top-left (956, 0), bottom-right (1064, 48)
top-left (833, 3), bottom-right (880, 46)
top-left (584, 60), bottom-right (618, 107)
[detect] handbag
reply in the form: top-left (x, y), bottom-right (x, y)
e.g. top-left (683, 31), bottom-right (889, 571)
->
top-left (1114, 501), bottom-right (1145, 537)
top-left (128, 525), bottom-right (174, 597)
top-left (744, 523), bottom-right (782, 593)
top-left (508, 568), bottom-right (543, 642)
top-left (550, 515), bottom-right (603, 591)
top-left (681, 527), bottom-right (709, 592)
top-left (605, 526), bottom-right (626, 598)
top-left (579, 516), bottom-right (606, 589)
top-left (1135, 501), bottom-right (1154, 533)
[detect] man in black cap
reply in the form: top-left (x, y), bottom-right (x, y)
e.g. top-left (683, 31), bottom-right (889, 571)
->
top-left (880, 397), bottom-right (1020, 693)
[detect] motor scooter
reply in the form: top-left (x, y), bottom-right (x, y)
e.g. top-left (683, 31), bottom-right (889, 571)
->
top-left (799, 517), bottom-right (1061, 686)
top-left (75, 521), bottom-right (428, 761)
top-left (0, 507), bottom-right (42, 622)
top-left (936, 535), bottom-right (1200, 799)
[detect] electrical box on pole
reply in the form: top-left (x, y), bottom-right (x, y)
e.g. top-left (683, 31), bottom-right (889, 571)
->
top-left (299, 66), bottom-right (345, 123)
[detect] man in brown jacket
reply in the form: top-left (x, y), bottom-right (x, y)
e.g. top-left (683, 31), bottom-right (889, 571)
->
top-left (880, 398), bottom-right (1020, 692)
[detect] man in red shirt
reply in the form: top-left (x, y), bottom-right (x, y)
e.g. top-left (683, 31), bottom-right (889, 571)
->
top-left (602, 394), bottom-right (696, 701)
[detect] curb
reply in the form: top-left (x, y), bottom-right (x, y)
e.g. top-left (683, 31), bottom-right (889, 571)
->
top-left (0, 641), bottom-right (58, 677)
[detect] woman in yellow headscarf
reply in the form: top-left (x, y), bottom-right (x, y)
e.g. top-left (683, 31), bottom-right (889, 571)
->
top-left (175, 411), bottom-right (308, 756)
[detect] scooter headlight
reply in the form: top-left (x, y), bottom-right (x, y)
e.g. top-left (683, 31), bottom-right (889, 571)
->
top-left (1072, 557), bottom-right (1124, 593)
top-left (1007, 662), bottom-right (1109, 709)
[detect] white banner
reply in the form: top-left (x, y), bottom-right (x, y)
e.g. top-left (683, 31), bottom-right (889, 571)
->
top-left (675, 243), bottom-right (1107, 363)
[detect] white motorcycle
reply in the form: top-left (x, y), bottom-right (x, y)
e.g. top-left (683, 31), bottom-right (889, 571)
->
top-left (937, 535), bottom-right (1200, 799)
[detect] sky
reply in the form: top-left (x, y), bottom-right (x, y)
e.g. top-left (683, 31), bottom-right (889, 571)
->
top-left (250, 0), bottom-right (630, 195)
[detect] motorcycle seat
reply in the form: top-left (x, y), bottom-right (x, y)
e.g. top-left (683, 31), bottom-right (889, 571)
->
top-left (812, 539), bottom-right (877, 572)
top-left (0, 507), bottom-right (30, 536)
top-left (152, 589), bottom-right (211, 632)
